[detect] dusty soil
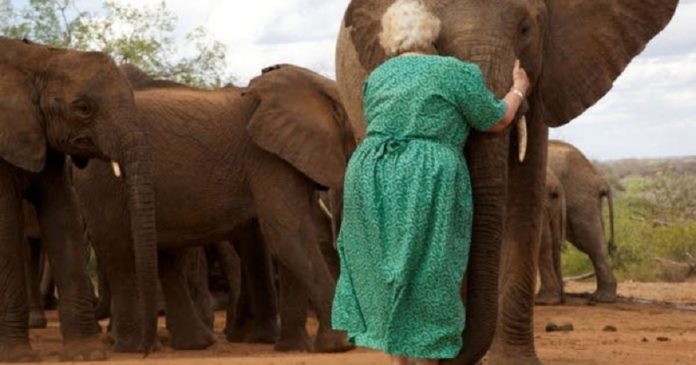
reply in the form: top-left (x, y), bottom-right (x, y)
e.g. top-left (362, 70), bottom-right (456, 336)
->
top-left (28, 282), bottom-right (696, 365)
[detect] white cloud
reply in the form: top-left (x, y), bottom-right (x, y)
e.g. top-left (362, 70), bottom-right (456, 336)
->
top-left (204, 0), bottom-right (348, 81)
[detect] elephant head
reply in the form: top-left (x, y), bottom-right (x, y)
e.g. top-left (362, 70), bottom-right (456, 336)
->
top-left (336, 1), bottom-right (678, 363)
top-left (0, 37), bottom-right (158, 352)
top-left (243, 64), bottom-right (356, 190)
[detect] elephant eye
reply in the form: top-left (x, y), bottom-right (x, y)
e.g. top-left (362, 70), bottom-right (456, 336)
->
top-left (519, 18), bottom-right (532, 36)
top-left (71, 99), bottom-right (93, 119)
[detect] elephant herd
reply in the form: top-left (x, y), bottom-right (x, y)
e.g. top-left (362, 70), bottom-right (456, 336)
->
top-left (0, 0), bottom-right (679, 364)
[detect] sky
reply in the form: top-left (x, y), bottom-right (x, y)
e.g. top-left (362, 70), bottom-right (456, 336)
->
top-left (7, 0), bottom-right (696, 161)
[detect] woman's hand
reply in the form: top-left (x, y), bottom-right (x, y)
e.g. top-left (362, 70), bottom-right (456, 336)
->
top-left (512, 59), bottom-right (530, 96)
top-left (486, 60), bottom-right (531, 133)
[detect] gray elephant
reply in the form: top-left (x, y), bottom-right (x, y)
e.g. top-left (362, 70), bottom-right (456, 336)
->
top-left (535, 169), bottom-right (567, 305)
top-left (542, 140), bottom-right (617, 303)
top-left (0, 37), bottom-right (159, 361)
top-left (335, 1), bottom-right (678, 364)
top-left (72, 64), bottom-right (355, 353)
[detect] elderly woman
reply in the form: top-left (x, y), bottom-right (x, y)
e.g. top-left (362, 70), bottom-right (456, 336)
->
top-left (331, 0), bottom-right (530, 364)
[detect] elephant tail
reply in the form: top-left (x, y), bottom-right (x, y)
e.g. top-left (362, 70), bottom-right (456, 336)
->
top-left (603, 188), bottom-right (616, 258)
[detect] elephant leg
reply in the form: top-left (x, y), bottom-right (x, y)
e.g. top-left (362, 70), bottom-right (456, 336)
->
top-left (225, 263), bottom-right (251, 343)
top-left (185, 247), bottom-right (215, 330)
top-left (210, 242), bottom-right (243, 342)
top-left (26, 237), bottom-right (48, 329)
top-left (94, 258), bottom-right (111, 321)
top-left (225, 223), bottom-right (278, 344)
top-left (159, 250), bottom-right (216, 350)
top-left (105, 257), bottom-right (141, 352)
top-left (0, 169), bottom-right (37, 362)
top-left (251, 170), bottom-right (351, 353)
top-left (487, 123), bottom-right (547, 365)
top-left (275, 265), bottom-right (311, 352)
top-left (35, 162), bottom-right (106, 361)
top-left (313, 198), bottom-right (340, 280)
top-left (568, 218), bottom-right (617, 303)
top-left (240, 229), bottom-right (278, 344)
top-left (586, 251), bottom-right (617, 303)
top-left (535, 222), bottom-right (562, 305)
top-left (40, 259), bottom-right (58, 310)
top-left (88, 222), bottom-right (141, 352)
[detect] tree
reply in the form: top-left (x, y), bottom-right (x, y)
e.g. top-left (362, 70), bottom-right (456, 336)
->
top-left (1, 0), bottom-right (233, 88)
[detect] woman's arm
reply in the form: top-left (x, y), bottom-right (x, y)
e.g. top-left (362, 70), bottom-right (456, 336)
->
top-left (486, 60), bottom-right (530, 133)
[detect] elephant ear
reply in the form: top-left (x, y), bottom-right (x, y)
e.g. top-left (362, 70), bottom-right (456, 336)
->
top-left (245, 64), bottom-right (353, 189)
top-left (0, 65), bottom-right (46, 172)
top-left (344, 0), bottom-right (396, 70)
top-left (540, 0), bottom-right (678, 127)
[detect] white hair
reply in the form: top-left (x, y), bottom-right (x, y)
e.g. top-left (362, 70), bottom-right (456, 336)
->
top-left (379, 0), bottom-right (441, 56)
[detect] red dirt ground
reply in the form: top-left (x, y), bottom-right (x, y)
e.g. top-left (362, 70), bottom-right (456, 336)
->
top-left (28, 282), bottom-right (696, 365)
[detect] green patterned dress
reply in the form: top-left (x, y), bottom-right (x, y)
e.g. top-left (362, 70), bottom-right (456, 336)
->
top-left (331, 55), bottom-right (507, 359)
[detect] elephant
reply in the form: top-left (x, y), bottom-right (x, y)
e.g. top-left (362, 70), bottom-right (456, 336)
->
top-left (535, 169), bottom-right (566, 305)
top-left (72, 63), bottom-right (355, 352)
top-left (0, 37), bottom-right (159, 361)
top-left (543, 140), bottom-right (617, 303)
top-left (335, 1), bottom-right (678, 364)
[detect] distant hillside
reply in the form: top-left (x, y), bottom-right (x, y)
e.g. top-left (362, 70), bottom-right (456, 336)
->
top-left (594, 156), bottom-right (696, 180)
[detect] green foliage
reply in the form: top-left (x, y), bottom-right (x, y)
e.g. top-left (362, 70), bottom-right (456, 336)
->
top-left (1, 0), bottom-right (233, 88)
top-left (560, 244), bottom-right (593, 277)
top-left (562, 162), bottom-right (696, 282)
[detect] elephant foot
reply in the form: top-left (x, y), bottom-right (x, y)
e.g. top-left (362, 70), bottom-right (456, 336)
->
top-left (592, 289), bottom-right (617, 303)
top-left (0, 344), bottom-right (41, 363)
top-left (29, 310), bottom-right (48, 329)
top-left (274, 327), bottom-right (312, 352)
top-left (60, 338), bottom-right (108, 362)
top-left (484, 353), bottom-right (542, 365)
top-left (169, 327), bottom-right (217, 350)
top-left (535, 291), bottom-right (564, 306)
top-left (312, 328), bottom-right (354, 353)
top-left (245, 320), bottom-right (278, 344)
top-left (113, 336), bottom-right (163, 353)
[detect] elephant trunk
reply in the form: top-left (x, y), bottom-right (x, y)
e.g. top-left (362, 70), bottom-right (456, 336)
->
top-left (119, 130), bottom-right (158, 354)
top-left (438, 43), bottom-right (514, 364)
top-left (444, 134), bottom-right (508, 365)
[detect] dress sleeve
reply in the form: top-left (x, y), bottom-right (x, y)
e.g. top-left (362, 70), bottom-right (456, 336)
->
top-left (447, 60), bottom-right (507, 132)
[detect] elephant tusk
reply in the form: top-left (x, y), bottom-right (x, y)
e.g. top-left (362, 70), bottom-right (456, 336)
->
top-left (318, 198), bottom-right (334, 221)
top-left (111, 161), bottom-right (122, 178)
top-left (517, 116), bottom-right (528, 163)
